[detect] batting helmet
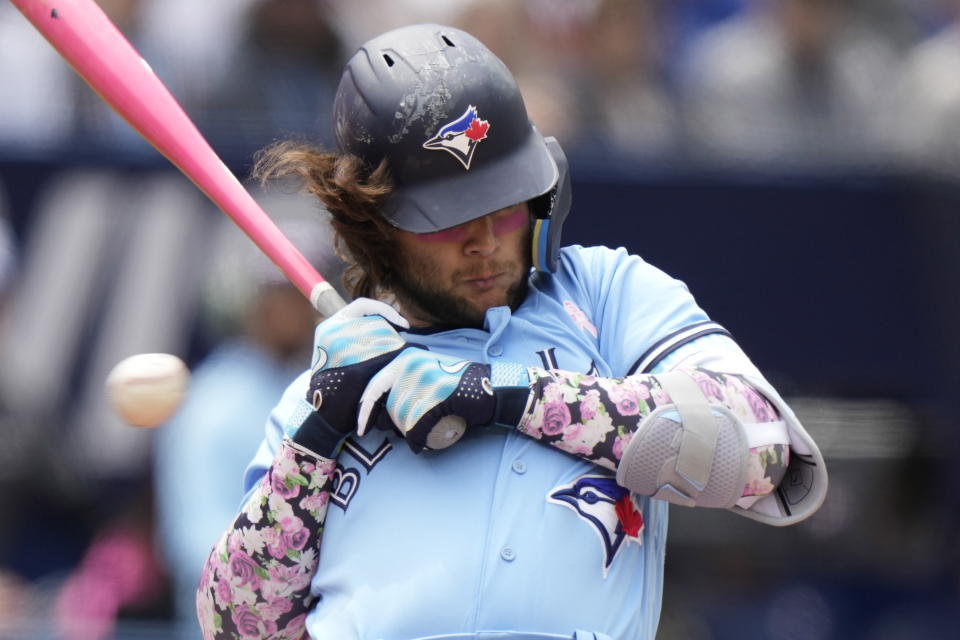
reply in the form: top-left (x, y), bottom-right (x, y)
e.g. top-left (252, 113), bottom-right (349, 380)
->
top-left (332, 23), bottom-right (571, 272)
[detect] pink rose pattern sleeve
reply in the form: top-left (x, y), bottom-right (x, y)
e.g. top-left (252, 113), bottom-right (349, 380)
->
top-left (517, 367), bottom-right (788, 499)
top-left (196, 439), bottom-right (335, 640)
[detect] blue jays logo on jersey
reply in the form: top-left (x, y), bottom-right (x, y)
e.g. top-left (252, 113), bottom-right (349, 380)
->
top-left (548, 475), bottom-right (644, 577)
top-left (423, 105), bottom-right (490, 169)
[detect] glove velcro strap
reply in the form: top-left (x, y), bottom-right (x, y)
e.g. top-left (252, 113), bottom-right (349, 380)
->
top-left (488, 361), bottom-right (534, 428)
top-left (292, 402), bottom-right (350, 458)
top-left (492, 386), bottom-right (535, 427)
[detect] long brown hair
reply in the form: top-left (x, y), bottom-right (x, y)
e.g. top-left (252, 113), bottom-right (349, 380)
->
top-left (251, 140), bottom-right (396, 299)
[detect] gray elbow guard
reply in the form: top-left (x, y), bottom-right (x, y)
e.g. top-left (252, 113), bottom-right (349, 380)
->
top-left (616, 369), bottom-right (829, 527)
top-left (616, 370), bottom-right (752, 509)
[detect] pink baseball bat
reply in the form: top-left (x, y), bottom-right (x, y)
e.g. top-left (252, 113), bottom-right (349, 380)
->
top-left (11, 0), bottom-right (347, 316)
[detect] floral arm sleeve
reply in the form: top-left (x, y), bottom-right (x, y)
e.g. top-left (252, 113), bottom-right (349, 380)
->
top-left (512, 367), bottom-right (789, 506)
top-left (196, 438), bottom-right (335, 640)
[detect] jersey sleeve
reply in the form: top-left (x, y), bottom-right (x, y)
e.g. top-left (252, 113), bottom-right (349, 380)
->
top-left (555, 245), bottom-right (731, 377)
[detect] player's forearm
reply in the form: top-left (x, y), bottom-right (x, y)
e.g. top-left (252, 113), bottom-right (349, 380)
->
top-left (196, 439), bottom-right (334, 640)
top-left (510, 367), bottom-right (788, 506)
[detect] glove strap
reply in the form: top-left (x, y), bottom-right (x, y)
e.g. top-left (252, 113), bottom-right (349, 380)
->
top-left (490, 361), bottom-right (534, 427)
top-left (492, 387), bottom-right (533, 427)
top-left (291, 400), bottom-right (350, 458)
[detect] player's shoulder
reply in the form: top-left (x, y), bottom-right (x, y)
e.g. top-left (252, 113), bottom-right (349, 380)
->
top-left (557, 244), bottom-right (650, 270)
top-left (555, 244), bottom-right (673, 289)
top-left (557, 244), bottom-right (625, 263)
top-left (551, 244), bottom-right (704, 326)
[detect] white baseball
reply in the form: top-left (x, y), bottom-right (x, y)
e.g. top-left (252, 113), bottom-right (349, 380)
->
top-left (105, 352), bottom-right (189, 428)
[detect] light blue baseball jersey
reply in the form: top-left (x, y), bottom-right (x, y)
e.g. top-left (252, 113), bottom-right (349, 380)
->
top-left (243, 245), bottom-right (732, 640)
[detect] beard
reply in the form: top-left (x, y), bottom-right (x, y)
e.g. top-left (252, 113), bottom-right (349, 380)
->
top-left (391, 247), bottom-right (531, 329)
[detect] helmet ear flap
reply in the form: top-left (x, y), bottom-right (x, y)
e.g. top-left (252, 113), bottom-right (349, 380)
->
top-left (531, 137), bottom-right (572, 273)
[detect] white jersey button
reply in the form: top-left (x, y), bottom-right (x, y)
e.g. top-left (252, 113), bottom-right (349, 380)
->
top-left (500, 546), bottom-right (516, 562)
top-left (488, 344), bottom-right (503, 356)
top-left (511, 459), bottom-right (527, 474)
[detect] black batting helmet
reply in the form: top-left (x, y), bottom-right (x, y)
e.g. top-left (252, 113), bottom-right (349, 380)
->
top-left (332, 23), bottom-right (571, 272)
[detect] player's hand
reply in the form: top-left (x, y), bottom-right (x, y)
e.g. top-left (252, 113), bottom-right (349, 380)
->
top-left (289, 298), bottom-right (409, 457)
top-left (357, 350), bottom-right (534, 452)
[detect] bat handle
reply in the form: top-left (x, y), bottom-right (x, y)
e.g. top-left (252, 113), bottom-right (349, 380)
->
top-left (311, 283), bottom-right (347, 317)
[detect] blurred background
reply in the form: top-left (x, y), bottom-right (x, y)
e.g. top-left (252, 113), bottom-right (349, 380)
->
top-left (1, 0), bottom-right (958, 638)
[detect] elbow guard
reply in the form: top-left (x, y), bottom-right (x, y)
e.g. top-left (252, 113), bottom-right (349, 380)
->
top-left (615, 370), bottom-right (765, 509)
top-left (615, 369), bottom-right (827, 526)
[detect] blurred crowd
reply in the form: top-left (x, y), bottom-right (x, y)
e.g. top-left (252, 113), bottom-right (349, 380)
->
top-left (3, 0), bottom-right (960, 174)
top-left (1, 0), bottom-right (959, 638)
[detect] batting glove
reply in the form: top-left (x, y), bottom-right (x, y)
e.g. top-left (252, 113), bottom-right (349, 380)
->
top-left (288, 298), bottom-right (409, 457)
top-left (357, 350), bottom-right (534, 452)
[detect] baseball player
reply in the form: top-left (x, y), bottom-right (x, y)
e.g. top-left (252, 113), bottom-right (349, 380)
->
top-left (197, 23), bottom-right (828, 640)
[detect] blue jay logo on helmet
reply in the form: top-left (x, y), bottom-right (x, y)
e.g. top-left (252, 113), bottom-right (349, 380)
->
top-left (422, 105), bottom-right (490, 169)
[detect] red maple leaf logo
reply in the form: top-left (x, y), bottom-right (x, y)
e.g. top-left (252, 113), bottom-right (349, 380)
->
top-left (465, 118), bottom-right (489, 142)
top-left (615, 495), bottom-right (644, 538)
